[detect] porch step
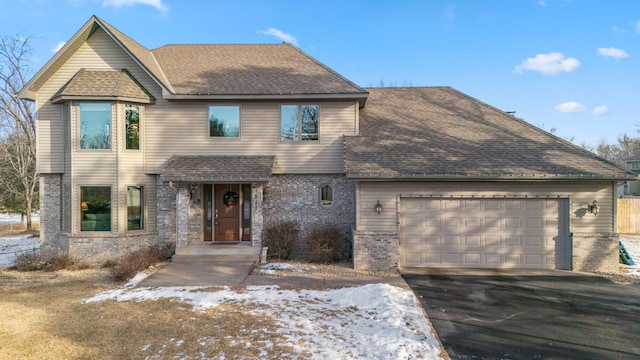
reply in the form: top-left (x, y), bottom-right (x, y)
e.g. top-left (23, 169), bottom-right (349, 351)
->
top-left (172, 254), bottom-right (260, 263)
top-left (172, 243), bottom-right (261, 263)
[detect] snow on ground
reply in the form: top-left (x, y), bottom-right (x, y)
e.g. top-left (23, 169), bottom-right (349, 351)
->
top-left (257, 262), bottom-right (311, 275)
top-left (0, 213), bottom-right (40, 226)
top-left (0, 234), bottom-right (39, 268)
top-left (85, 281), bottom-right (444, 359)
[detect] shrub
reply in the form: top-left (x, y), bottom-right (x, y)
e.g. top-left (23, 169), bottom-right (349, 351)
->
top-left (263, 220), bottom-right (299, 260)
top-left (110, 243), bottom-right (174, 282)
top-left (307, 225), bottom-right (349, 264)
top-left (14, 250), bottom-right (89, 272)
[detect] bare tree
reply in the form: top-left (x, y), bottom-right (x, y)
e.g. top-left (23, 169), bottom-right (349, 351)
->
top-left (595, 133), bottom-right (640, 167)
top-left (0, 34), bottom-right (37, 230)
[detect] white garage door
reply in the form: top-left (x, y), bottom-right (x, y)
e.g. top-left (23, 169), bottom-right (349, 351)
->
top-left (399, 198), bottom-right (570, 269)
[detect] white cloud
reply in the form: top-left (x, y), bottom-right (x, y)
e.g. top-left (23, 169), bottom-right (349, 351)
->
top-left (636, 20), bottom-right (640, 33)
top-left (597, 47), bottom-right (630, 59)
top-left (592, 105), bottom-right (609, 115)
top-left (555, 101), bottom-right (585, 113)
top-left (513, 52), bottom-right (580, 75)
top-left (260, 28), bottom-right (298, 46)
top-left (51, 41), bottom-right (66, 53)
top-left (102, 0), bottom-right (168, 13)
top-left (537, 0), bottom-right (547, 7)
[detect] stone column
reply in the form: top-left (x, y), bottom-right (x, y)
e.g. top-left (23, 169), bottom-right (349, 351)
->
top-left (251, 182), bottom-right (264, 247)
top-left (176, 185), bottom-right (189, 249)
top-left (39, 174), bottom-right (64, 254)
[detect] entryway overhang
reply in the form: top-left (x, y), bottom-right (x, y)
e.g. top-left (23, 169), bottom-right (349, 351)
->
top-left (159, 155), bottom-right (275, 183)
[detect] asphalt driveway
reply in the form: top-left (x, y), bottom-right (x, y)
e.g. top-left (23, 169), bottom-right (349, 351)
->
top-left (402, 269), bottom-right (640, 360)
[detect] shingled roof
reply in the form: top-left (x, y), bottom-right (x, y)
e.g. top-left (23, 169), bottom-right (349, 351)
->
top-left (160, 156), bottom-right (275, 183)
top-left (344, 87), bottom-right (632, 180)
top-left (18, 16), bottom-right (368, 104)
top-left (152, 44), bottom-right (366, 97)
top-left (51, 69), bottom-right (154, 104)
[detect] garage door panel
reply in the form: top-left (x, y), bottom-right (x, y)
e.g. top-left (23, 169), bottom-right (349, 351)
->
top-left (399, 198), bottom-right (570, 269)
top-left (465, 235), bottom-right (481, 245)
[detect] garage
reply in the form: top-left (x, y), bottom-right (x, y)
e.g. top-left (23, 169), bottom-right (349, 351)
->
top-left (399, 198), bottom-right (571, 269)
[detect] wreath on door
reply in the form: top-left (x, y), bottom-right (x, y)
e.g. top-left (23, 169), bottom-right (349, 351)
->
top-left (223, 191), bottom-right (239, 206)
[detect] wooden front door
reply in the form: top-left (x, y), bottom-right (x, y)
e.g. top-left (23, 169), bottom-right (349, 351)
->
top-left (214, 185), bottom-right (240, 241)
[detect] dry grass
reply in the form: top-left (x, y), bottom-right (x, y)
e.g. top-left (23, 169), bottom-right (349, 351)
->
top-left (0, 222), bottom-right (40, 232)
top-left (109, 243), bottom-right (174, 281)
top-left (0, 269), bottom-right (297, 359)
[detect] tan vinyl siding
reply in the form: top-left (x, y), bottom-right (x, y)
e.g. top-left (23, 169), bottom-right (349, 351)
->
top-left (35, 27), bottom-right (161, 174)
top-left (144, 101), bottom-right (357, 174)
top-left (36, 100), bottom-right (64, 172)
top-left (357, 181), bottom-right (615, 234)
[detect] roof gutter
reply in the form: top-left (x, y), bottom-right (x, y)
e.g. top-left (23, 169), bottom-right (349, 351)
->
top-left (346, 173), bottom-right (637, 182)
top-left (162, 91), bottom-right (369, 107)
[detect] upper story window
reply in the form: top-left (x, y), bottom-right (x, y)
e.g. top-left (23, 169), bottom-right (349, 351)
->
top-left (209, 105), bottom-right (240, 138)
top-left (125, 104), bottom-right (140, 150)
top-left (79, 103), bottom-right (111, 149)
top-left (281, 105), bottom-right (319, 141)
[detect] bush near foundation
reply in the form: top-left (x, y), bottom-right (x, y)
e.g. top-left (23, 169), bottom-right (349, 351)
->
top-left (264, 220), bottom-right (299, 260)
top-left (109, 243), bottom-right (175, 282)
top-left (307, 225), bottom-right (349, 264)
top-left (15, 250), bottom-right (90, 272)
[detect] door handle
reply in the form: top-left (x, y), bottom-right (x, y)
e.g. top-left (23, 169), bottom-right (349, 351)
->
top-left (214, 209), bottom-right (219, 225)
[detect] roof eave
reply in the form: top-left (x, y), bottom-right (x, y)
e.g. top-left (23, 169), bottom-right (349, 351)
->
top-left (346, 173), bottom-right (635, 181)
top-left (163, 92), bottom-right (368, 106)
top-left (17, 16), bottom-right (99, 100)
top-left (51, 95), bottom-right (155, 104)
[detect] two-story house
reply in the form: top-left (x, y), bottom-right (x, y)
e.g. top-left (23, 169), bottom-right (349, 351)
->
top-left (19, 16), bottom-right (632, 273)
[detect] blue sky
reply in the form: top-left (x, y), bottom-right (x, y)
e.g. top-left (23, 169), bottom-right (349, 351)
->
top-left (1, 0), bottom-right (638, 146)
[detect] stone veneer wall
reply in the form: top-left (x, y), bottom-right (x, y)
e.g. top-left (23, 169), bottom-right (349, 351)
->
top-left (39, 174), bottom-right (65, 254)
top-left (572, 232), bottom-right (619, 273)
top-left (352, 230), bottom-right (399, 271)
top-left (263, 174), bottom-right (355, 258)
top-left (62, 232), bottom-right (161, 263)
top-left (157, 179), bottom-right (177, 244)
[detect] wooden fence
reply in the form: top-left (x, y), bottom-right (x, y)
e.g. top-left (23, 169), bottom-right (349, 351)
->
top-left (617, 197), bottom-right (640, 234)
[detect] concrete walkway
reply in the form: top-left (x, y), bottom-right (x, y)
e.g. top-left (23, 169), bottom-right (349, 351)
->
top-left (138, 242), bottom-right (407, 289)
top-left (138, 259), bottom-right (407, 289)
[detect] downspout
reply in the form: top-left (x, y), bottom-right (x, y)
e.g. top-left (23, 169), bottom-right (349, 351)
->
top-left (168, 181), bottom-right (178, 193)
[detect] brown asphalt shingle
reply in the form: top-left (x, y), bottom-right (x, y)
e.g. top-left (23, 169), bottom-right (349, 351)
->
top-left (152, 44), bottom-right (366, 95)
top-left (52, 69), bottom-right (154, 103)
top-left (344, 87), bottom-right (631, 180)
top-left (160, 156), bottom-right (275, 182)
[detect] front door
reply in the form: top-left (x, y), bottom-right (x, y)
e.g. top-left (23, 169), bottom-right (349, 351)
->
top-left (215, 184), bottom-right (240, 241)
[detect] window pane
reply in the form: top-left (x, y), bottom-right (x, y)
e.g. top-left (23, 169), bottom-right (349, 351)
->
top-left (301, 105), bottom-right (319, 141)
top-left (320, 185), bottom-right (333, 206)
top-left (127, 186), bottom-right (144, 230)
top-left (243, 185), bottom-right (251, 236)
top-left (80, 103), bottom-right (111, 149)
top-left (209, 106), bottom-right (240, 137)
top-left (125, 104), bottom-right (140, 150)
top-left (81, 186), bottom-right (111, 232)
top-left (280, 105), bottom-right (298, 141)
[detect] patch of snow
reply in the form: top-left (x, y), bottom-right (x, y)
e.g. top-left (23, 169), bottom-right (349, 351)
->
top-left (257, 262), bottom-right (308, 275)
top-left (84, 283), bottom-right (444, 359)
top-left (0, 213), bottom-right (40, 226)
top-left (0, 234), bottom-right (39, 268)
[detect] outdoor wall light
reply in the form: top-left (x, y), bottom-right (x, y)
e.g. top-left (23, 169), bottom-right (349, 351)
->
top-left (588, 200), bottom-right (599, 216)
top-left (375, 200), bottom-right (383, 215)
